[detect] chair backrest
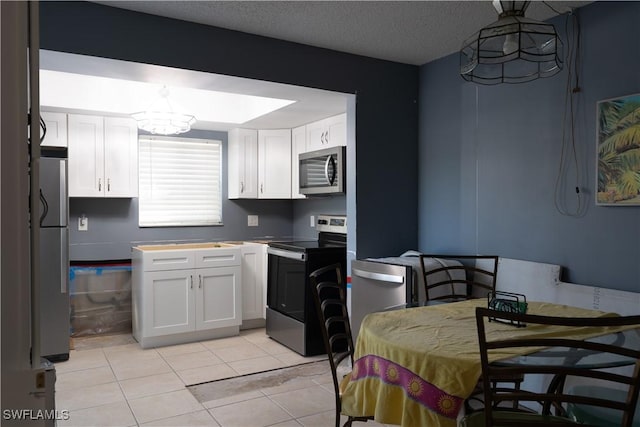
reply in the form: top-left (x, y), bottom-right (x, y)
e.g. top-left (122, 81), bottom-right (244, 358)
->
top-left (475, 307), bottom-right (640, 427)
top-left (419, 255), bottom-right (498, 302)
top-left (309, 263), bottom-right (355, 404)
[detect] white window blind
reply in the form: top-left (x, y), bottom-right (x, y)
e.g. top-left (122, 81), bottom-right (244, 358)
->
top-left (138, 136), bottom-right (222, 227)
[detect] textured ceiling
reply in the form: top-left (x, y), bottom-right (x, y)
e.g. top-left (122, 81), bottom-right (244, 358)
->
top-left (93, 0), bottom-right (592, 66)
top-left (45, 1), bottom-right (593, 130)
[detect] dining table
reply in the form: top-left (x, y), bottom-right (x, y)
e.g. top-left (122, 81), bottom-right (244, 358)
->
top-left (340, 298), bottom-right (635, 427)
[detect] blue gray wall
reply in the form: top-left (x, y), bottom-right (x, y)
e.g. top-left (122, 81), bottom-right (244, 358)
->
top-left (419, 1), bottom-right (640, 292)
top-left (40, 1), bottom-right (420, 262)
top-left (292, 196), bottom-right (346, 240)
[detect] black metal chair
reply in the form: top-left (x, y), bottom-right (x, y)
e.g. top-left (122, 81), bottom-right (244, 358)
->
top-left (460, 307), bottom-right (640, 427)
top-left (309, 263), bottom-right (372, 427)
top-left (419, 254), bottom-right (499, 303)
top-left (419, 254), bottom-right (514, 414)
top-left (565, 384), bottom-right (640, 426)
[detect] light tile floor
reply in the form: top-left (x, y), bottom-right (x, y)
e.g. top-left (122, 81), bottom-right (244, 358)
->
top-left (55, 329), bottom-right (392, 427)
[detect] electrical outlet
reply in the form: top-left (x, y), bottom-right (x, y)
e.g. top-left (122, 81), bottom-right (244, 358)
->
top-left (248, 215), bottom-right (259, 227)
top-left (310, 215), bottom-right (315, 227)
top-left (78, 215), bottom-right (88, 231)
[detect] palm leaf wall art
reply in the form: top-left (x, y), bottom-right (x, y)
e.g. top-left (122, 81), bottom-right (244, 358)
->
top-left (596, 93), bottom-right (640, 205)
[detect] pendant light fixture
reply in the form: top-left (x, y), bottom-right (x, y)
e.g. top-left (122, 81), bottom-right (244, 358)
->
top-left (460, 0), bottom-right (563, 85)
top-left (132, 86), bottom-right (196, 135)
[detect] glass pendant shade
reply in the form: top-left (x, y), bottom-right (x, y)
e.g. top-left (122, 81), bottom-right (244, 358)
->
top-left (460, 0), bottom-right (563, 85)
top-left (132, 86), bottom-right (196, 135)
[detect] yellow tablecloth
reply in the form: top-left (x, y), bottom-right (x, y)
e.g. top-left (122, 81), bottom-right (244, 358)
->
top-left (341, 299), bottom-right (616, 427)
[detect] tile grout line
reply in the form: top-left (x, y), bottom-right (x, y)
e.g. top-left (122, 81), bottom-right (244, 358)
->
top-left (263, 374), bottom-right (338, 423)
top-left (141, 345), bottom-right (211, 426)
top-left (105, 346), bottom-right (143, 427)
top-left (107, 344), bottom-right (204, 426)
top-left (62, 330), bottom-right (338, 427)
top-left (56, 348), bottom-right (140, 425)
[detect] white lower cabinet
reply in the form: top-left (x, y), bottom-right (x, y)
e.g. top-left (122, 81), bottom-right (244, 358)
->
top-left (198, 266), bottom-right (243, 330)
top-left (240, 243), bottom-right (267, 328)
top-left (143, 270), bottom-right (194, 337)
top-left (132, 246), bottom-right (242, 348)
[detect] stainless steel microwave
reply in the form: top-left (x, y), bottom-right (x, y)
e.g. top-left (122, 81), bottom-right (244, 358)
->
top-left (299, 146), bottom-right (346, 196)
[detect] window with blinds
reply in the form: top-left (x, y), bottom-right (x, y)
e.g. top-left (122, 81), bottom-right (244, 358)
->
top-left (138, 136), bottom-right (222, 227)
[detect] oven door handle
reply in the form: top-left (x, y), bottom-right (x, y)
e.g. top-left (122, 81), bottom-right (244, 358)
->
top-left (267, 247), bottom-right (306, 261)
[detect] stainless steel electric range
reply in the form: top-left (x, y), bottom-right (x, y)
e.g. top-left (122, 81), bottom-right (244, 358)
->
top-left (266, 214), bottom-right (347, 356)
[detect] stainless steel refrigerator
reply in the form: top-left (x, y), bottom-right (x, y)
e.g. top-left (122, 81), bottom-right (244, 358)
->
top-left (39, 156), bottom-right (70, 362)
top-left (3, 2), bottom-right (56, 423)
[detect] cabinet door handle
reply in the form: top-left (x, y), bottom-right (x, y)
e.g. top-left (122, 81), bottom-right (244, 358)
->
top-left (107, 178), bottom-right (111, 192)
top-left (240, 181), bottom-right (244, 193)
top-left (199, 275), bottom-right (202, 289)
top-left (320, 131), bottom-right (325, 145)
top-left (98, 178), bottom-right (102, 191)
top-left (190, 275), bottom-right (193, 289)
top-left (260, 183), bottom-right (263, 194)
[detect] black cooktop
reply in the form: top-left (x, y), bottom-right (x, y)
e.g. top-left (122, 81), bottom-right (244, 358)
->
top-left (268, 240), bottom-right (346, 252)
top-left (268, 231), bottom-right (347, 253)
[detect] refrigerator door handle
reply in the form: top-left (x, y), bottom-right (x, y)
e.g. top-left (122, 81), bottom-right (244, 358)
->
top-left (59, 159), bottom-right (67, 223)
top-left (60, 229), bottom-right (68, 294)
top-left (39, 189), bottom-right (48, 226)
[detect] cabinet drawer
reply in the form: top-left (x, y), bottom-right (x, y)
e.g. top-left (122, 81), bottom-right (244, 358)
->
top-left (196, 248), bottom-right (241, 268)
top-left (142, 251), bottom-right (196, 271)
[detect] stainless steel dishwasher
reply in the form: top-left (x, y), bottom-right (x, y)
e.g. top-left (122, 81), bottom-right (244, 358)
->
top-left (350, 259), bottom-right (415, 342)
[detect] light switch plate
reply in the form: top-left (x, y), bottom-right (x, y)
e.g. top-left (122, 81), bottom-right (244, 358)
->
top-left (78, 216), bottom-right (88, 231)
top-left (248, 215), bottom-right (259, 227)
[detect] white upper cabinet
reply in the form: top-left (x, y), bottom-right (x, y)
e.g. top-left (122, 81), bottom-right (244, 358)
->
top-left (258, 129), bottom-right (292, 199)
top-left (228, 128), bottom-right (259, 199)
top-left (68, 114), bottom-right (138, 198)
top-left (103, 117), bottom-right (139, 197)
top-left (68, 114), bottom-right (105, 197)
top-left (40, 111), bottom-right (68, 148)
top-left (291, 125), bottom-right (306, 199)
top-left (305, 113), bottom-right (346, 152)
top-left (228, 114), bottom-right (350, 200)
top-left (228, 128), bottom-right (291, 199)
